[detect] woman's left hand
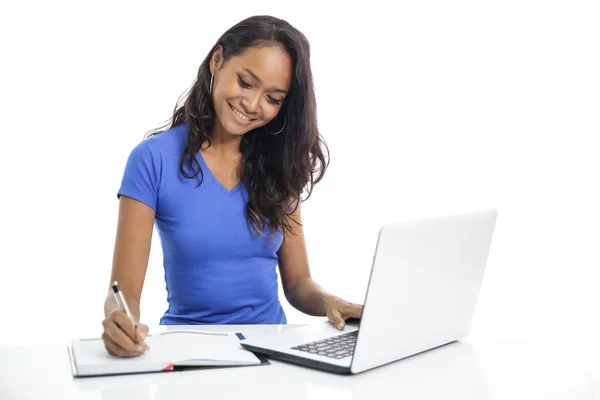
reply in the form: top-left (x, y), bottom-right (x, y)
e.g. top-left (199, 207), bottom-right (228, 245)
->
top-left (324, 295), bottom-right (364, 330)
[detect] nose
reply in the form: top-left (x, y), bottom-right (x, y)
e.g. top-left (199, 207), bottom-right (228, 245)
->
top-left (241, 92), bottom-right (260, 115)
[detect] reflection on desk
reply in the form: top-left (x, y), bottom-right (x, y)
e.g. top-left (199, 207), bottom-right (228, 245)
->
top-left (3, 325), bottom-right (600, 400)
top-left (76, 340), bottom-right (489, 400)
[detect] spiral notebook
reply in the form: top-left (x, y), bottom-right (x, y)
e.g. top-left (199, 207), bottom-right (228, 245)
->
top-left (68, 329), bottom-right (268, 377)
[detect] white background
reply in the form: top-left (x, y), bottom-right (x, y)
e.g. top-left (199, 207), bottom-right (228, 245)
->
top-left (0, 0), bottom-right (598, 345)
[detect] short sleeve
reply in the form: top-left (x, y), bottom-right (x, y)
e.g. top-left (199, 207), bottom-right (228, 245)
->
top-left (117, 139), bottom-right (161, 212)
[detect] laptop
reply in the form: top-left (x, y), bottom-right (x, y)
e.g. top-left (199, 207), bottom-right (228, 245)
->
top-left (241, 209), bottom-right (498, 374)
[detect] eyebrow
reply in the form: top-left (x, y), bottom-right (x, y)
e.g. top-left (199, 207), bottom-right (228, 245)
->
top-left (243, 68), bottom-right (288, 94)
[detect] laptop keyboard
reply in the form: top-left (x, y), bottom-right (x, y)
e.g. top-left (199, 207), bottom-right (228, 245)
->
top-left (291, 331), bottom-right (358, 359)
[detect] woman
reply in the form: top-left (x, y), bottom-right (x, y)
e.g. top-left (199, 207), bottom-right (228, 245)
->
top-left (101, 15), bottom-right (363, 358)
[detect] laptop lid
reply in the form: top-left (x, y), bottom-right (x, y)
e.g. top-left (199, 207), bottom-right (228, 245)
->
top-left (350, 209), bottom-right (497, 374)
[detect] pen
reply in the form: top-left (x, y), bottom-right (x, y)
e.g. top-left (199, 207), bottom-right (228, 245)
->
top-left (112, 281), bottom-right (148, 352)
top-left (111, 281), bottom-right (134, 323)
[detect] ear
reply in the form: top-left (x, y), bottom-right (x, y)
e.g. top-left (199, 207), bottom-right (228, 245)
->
top-left (210, 45), bottom-right (223, 74)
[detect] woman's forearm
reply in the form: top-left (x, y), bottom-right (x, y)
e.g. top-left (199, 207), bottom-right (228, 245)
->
top-left (285, 277), bottom-right (338, 316)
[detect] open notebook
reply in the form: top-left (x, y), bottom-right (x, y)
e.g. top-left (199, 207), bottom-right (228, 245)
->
top-left (69, 329), bottom-right (266, 377)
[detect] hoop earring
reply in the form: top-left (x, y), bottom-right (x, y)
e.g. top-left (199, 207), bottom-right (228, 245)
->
top-left (264, 116), bottom-right (286, 135)
top-left (209, 73), bottom-right (214, 94)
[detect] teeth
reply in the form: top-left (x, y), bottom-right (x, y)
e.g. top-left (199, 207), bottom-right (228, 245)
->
top-left (230, 104), bottom-right (252, 121)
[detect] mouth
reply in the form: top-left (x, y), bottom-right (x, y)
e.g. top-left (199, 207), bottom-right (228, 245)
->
top-left (229, 103), bottom-right (256, 123)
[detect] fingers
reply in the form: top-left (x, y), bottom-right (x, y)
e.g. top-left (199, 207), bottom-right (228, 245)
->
top-left (136, 323), bottom-right (149, 344)
top-left (340, 303), bottom-right (364, 319)
top-left (135, 324), bottom-right (150, 352)
top-left (111, 311), bottom-right (137, 340)
top-left (103, 318), bottom-right (144, 353)
top-left (102, 331), bottom-right (143, 358)
top-left (327, 308), bottom-right (347, 331)
top-left (327, 299), bottom-right (365, 331)
top-left (102, 313), bottom-right (145, 356)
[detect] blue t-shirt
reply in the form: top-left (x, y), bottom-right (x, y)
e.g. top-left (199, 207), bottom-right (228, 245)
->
top-left (117, 123), bottom-right (287, 325)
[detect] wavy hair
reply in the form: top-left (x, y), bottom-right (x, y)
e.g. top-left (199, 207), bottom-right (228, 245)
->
top-left (145, 15), bottom-right (329, 241)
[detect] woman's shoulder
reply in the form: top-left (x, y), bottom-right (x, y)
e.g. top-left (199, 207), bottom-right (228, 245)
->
top-left (144, 122), bottom-right (188, 148)
top-left (131, 122), bottom-right (189, 158)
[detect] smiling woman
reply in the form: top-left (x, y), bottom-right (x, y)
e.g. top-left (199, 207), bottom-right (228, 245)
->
top-left (101, 15), bottom-right (364, 359)
top-left (212, 46), bottom-right (291, 133)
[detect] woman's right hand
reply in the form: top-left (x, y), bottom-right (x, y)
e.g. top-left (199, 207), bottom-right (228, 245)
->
top-left (101, 310), bottom-right (149, 358)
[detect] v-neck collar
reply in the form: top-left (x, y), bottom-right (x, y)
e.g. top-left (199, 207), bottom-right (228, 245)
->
top-left (197, 150), bottom-right (243, 197)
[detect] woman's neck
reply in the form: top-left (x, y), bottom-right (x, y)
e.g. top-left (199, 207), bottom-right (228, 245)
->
top-left (205, 124), bottom-right (243, 160)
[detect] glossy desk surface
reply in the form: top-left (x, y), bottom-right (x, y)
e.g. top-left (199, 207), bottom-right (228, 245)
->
top-left (1, 324), bottom-right (599, 400)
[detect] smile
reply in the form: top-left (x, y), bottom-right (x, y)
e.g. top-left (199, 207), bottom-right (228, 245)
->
top-left (229, 103), bottom-right (255, 121)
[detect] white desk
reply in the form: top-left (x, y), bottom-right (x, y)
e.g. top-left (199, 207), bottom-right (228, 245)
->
top-left (1, 324), bottom-right (599, 400)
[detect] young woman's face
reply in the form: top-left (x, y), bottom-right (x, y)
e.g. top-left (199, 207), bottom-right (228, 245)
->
top-left (210, 45), bottom-right (292, 136)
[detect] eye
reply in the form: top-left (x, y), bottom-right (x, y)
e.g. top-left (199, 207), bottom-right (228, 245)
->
top-left (237, 75), bottom-right (251, 89)
top-left (268, 96), bottom-right (282, 106)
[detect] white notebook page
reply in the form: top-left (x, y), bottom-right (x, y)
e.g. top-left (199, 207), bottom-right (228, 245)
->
top-left (72, 334), bottom-right (170, 368)
top-left (159, 330), bottom-right (259, 364)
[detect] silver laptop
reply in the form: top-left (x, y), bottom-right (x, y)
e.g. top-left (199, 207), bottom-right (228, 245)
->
top-left (241, 209), bottom-right (498, 374)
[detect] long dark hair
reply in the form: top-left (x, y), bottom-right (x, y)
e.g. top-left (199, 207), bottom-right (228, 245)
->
top-left (146, 15), bottom-right (328, 241)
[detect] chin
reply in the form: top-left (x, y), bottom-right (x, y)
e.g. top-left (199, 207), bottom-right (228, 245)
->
top-left (225, 122), bottom-right (253, 136)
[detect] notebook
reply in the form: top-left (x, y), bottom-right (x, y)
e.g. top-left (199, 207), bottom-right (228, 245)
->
top-left (68, 329), bottom-right (267, 377)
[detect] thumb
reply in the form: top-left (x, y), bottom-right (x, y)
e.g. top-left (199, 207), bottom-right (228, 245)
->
top-left (328, 309), bottom-right (346, 331)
